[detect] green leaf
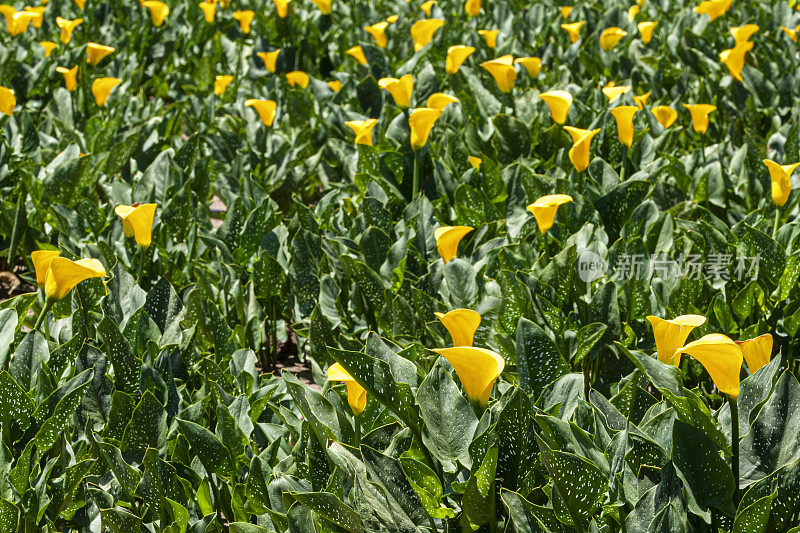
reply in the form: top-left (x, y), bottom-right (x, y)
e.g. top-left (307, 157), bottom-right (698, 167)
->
top-left (516, 318), bottom-right (570, 397)
top-left (98, 316), bottom-right (142, 393)
top-left (176, 418), bottom-right (235, 477)
top-left (461, 445), bottom-right (499, 530)
top-left (289, 492), bottom-right (364, 533)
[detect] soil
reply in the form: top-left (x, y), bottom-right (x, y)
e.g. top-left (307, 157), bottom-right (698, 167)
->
top-left (0, 260), bottom-right (36, 300)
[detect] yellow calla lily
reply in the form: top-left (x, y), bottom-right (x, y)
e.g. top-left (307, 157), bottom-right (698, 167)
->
top-left (39, 41), bottom-right (57, 57)
top-left (638, 21), bottom-right (657, 43)
top-left (44, 257), bottom-right (107, 301)
top-left (56, 17), bottom-right (82, 44)
top-left (435, 309), bottom-right (481, 347)
top-left (432, 347), bottom-right (505, 409)
top-left (434, 225), bottom-right (473, 264)
top-left (610, 106), bottom-right (638, 148)
top-left (91, 77), bottom-right (121, 107)
top-left (539, 90), bottom-right (572, 124)
top-left (327, 80), bottom-right (342, 92)
top-left (421, 0), bottom-right (435, 16)
top-left (526, 194), bottom-right (573, 234)
top-left (286, 71), bottom-right (309, 88)
top-left (143, 1), bottom-right (169, 26)
top-left (602, 84), bottom-right (631, 103)
top-left (74, 0), bottom-right (85, 9)
top-left (469, 156), bottom-right (482, 169)
top-left (233, 10), bottom-right (254, 33)
top-left (378, 74), bottom-right (413, 109)
top-left (410, 18), bottom-right (444, 51)
top-left (651, 105), bottom-right (678, 129)
top-left (345, 119), bottom-right (378, 146)
top-left (364, 21), bottom-right (389, 48)
top-left (409, 107), bottom-right (442, 151)
top-left (627, 5), bottom-right (639, 20)
top-left (257, 49), bottom-right (280, 73)
top-left (86, 43), bottom-right (115, 66)
top-left (0, 7), bottom-right (36, 36)
top-left (781, 25), bottom-right (799, 43)
top-left (273, 0), bottom-right (291, 17)
top-left (730, 24), bottom-right (758, 45)
top-left (115, 203), bottom-right (157, 248)
top-left (763, 159), bottom-right (800, 207)
top-left (426, 93), bottom-right (458, 111)
top-left (327, 363), bottom-right (367, 415)
top-left (694, 0), bottom-right (732, 21)
top-left (477, 29), bottom-right (499, 48)
top-left (445, 45), bottom-right (474, 74)
top-left (464, 0), bottom-right (480, 17)
top-left (245, 99), bottom-right (277, 126)
top-left (24, 6), bottom-right (45, 28)
top-left (683, 104), bottom-right (716, 134)
top-left (32, 250), bottom-right (61, 288)
top-left (600, 27), bottom-right (627, 51)
top-left (563, 126), bottom-right (600, 172)
top-left (719, 41), bottom-right (753, 82)
top-left (560, 6), bottom-right (572, 18)
top-left (385, 14), bottom-right (398, 23)
top-left (633, 91), bottom-right (650, 109)
top-left (0, 87), bottom-right (15, 116)
top-left (214, 75), bottom-right (233, 96)
top-left (735, 334), bottom-right (772, 374)
top-left (311, 0), bottom-right (331, 15)
top-left (646, 314), bottom-right (706, 365)
top-left (561, 21), bottom-right (584, 43)
top-left (345, 45), bottom-right (367, 65)
top-left (199, 1), bottom-right (216, 22)
top-left (480, 55), bottom-right (516, 93)
top-left (56, 65), bottom-right (78, 91)
top-left (676, 334), bottom-right (743, 398)
top-left (514, 57), bottom-right (541, 78)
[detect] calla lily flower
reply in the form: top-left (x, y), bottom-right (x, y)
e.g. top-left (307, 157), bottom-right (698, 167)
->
top-left (0, 7), bottom-right (36, 36)
top-left (602, 84), bottom-right (631, 103)
top-left (469, 156), bottom-right (482, 169)
top-left (327, 363), bottom-right (367, 415)
top-left (345, 119), bottom-right (378, 145)
top-left (730, 24), bottom-right (758, 45)
top-left (646, 314), bottom-right (706, 365)
top-left (86, 43), bottom-right (115, 66)
top-left (32, 250), bottom-right (61, 288)
top-left (651, 105), bottom-right (678, 129)
top-left (39, 41), bottom-right (57, 57)
top-left (91, 77), bottom-right (121, 107)
top-left (56, 65), bottom-right (78, 91)
top-left (610, 106), bottom-right (638, 147)
top-left (719, 41), bottom-right (753, 82)
top-left (273, 0), bottom-right (290, 18)
top-left (638, 21), bottom-right (657, 43)
top-left (378, 74), bottom-right (413, 109)
top-left (42, 256), bottom-right (107, 301)
top-left (245, 99), bottom-right (277, 126)
top-left (115, 203), bottom-right (157, 248)
top-left (410, 18), bottom-right (444, 51)
top-left (143, 1), bottom-right (169, 26)
top-left (421, 0), bottom-right (435, 16)
top-left (563, 127), bottom-right (600, 172)
top-left (735, 334), bottom-right (772, 374)
top-left (514, 57), bottom-right (541, 78)
top-left (409, 107), bottom-right (442, 151)
top-left (311, 0), bottom-right (331, 15)
top-left (327, 80), bottom-right (342, 92)
top-left (24, 6), bottom-right (45, 28)
top-left (435, 309), bottom-right (481, 347)
top-left (233, 10), bottom-right (254, 33)
top-left (683, 104), bottom-right (716, 134)
top-left (782, 26), bottom-right (799, 43)
top-left (676, 334), bottom-right (743, 398)
top-left (480, 55), bottom-right (516, 93)
top-left (257, 49), bottom-right (280, 72)
top-left (527, 194), bottom-right (573, 234)
top-left (0, 87), bottom-right (15, 116)
top-left (214, 75), bottom-right (233, 96)
top-left (464, 0), bottom-right (480, 17)
top-left (445, 45), bottom-right (474, 74)
top-left (600, 27), bottom-right (627, 51)
top-left (434, 225), bottom-right (473, 264)
top-left (432, 347), bottom-right (505, 409)
top-left (56, 17), bottom-right (82, 44)
top-left (199, 1), bottom-right (216, 22)
top-left (345, 45), bottom-right (367, 65)
top-left (561, 21), bottom-right (584, 43)
top-left (763, 159), bottom-right (800, 207)
top-left (633, 91), bottom-right (650, 109)
top-left (426, 93), bottom-right (458, 111)
top-left (539, 90), bottom-right (572, 123)
top-left (694, 0), bottom-right (732, 21)
top-left (385, 14), bottom-right (398, 23)
top-left (560, 6), bottom-right (572, 18)
top-left (627, 5), bottom-right (639, 20)
top-left (286, 71), bottom-right (309, 88)
top-left (477, 29), bottom-right (499, 48)
top-left (74, 0), bottom-right (85, 9)
top-left (364, 21), bottom-right (389, 48)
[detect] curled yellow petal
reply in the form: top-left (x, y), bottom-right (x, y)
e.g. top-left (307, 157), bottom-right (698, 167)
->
top-left (327, 363), bottom-right (367, 415)
top-left (432, 347), bottom-right (505, 408)
top-left (480, 55), bottom-right (516, 93)
top-left (286, 71), bottom-right (309, 88)
top-left (245, 99), bottom-right (277, 126)
top-left (514, 56), bottom-right (541, 78)
top-left (638, 21), bottom-right (657, 44)
top-left (55, 17), bottom-right (82, 44)
top-left (410, 18), bottom-right (444, 52)
top-left (345, 45), bottom-right (367, 65)
top-left (214, 75), bottom-right (233, 96)
top-left (600, 27), bottom-right (627, 51)
top-left (257, 49), bottom-right (280, 73)
top-left (563, 126), bottom-right (600, 172)
top-left (540, 90), bottom-right (572, 124)
top-left (646, 314), bottom-right (706, 365)
top-left (445, 45), bottom-right (474, 74)
top-left (39, 41), bottom-right (57, 57)
top-left (44, 257), bottom-right (107, 301)
top-left (526, 194), bottom-right (573, 234)
top-left (561, 21), bottom-right (584, 43)
top-left (602, 84), bottom-right (631, 103)
top-left (477, 29), bottom-right (499, 48)
top-left (24, 6), bottom-right (44, 28)
top-left (199, 1), bottom-right (216, 22)
top-left (115, 203), bottom-right (157, 248)
top-left (683, 104), bottom-right (716, 134)
top-left (736, 334), bottom-right (772, 374)
top-left (651, 105), bottom-right (677, 129)
top-left (56, 65), bottom-right (78, 91)
top-left (273, 0), bottom-right (291, 17)
top-left (233, 10), bottom-right (254, 33)
top-left (364, 21), bottom-right (389, 48)
top-left (719, 41), bottom-right (753, 82)
top-left (327, 80), bottom-right (342, 92)
top-left (426, 92), bottom-right (458, 111)
top-left (676, 333), bottom-right (743, 398)
top-left (781, 26), bottom-right (798, 43)
top-left (91, 77), bottom-right (121, 107)
top-left (633, 91), bottom-right (650, 109)
top-left (730, 24), bottom-right (758, 45)
top-left (31, 250), bottom-right (60, 288)
top-left (610, 105), bottom-right (638, 148)
top-left (421, 0), bottom-right (435, 16)
top-left (409, 107), bottom-right (442, 151)
top-left (434, 225), bottom-right (473, 264)
top-left (86, 42), bottom-right (115, 66)
top-left (694, 0), bottom-right (732, 21)
top-left (0, 86), bottom-right (15, 116)
top-left (345, 118), bottom-right (378, 146)
top-left (560, 6), bottom-right (572, 18)
top-left (311, 0), bottom-right (331, 15)
top-left (469, 156), bottom-right (482, 169)
top-left (378, 74), bottom-right (413, 109)
top-left (464, 0), bottom-right (480, 17)
top-left (143, 1), bottom-right (169, 26)
top-left (434, 309), bottom-right (481, 347)
top-left (763, 159), bottom-right (800, 207)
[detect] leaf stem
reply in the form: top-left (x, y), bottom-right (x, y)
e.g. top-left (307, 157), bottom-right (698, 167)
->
top-left (353, 415), bottom-right (361, 447)
top-left (412, 150), bottom-right (420, 199)
top-left (773, 207), bottom-right (780, 240)
top-left (33, 299), bottom-right (52, 333)
top-left (7, 190), bottom-right (25, 267)
top-left (730, 395), bottom-right (740, 505)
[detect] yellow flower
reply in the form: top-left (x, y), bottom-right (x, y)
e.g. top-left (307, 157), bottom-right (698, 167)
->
top-left (480, 55), bottom-right (516, 93)
top-left (245, 99), bottom-right (277, 126)
top-left (74, 0), bottom-right (85, 9)
top-left (311, 0), bottom-right (331, 15)
top-left (434, 225), bottom-right (472, 264)
top-left (600, 27), bottom-right (627, 51)
top-left (464, 0), bottom-right (480, 17)
top-left (386, 14), bottom-right (398, 23)
top-left (273, 0), bottom-right (291, 18)
top-left (143, 1), bottom-right (169, 26)
top-left (676, 334), bottom-right (743, 398)
top-left (233, 10), bottom-right (254, 33)
top-left (435, 309), bottom-right (481, 347)
top-left (730, 24), bottom-right (758, 45)
top-left (91, 77), bottom-right (121, 107)
top-left (735, 334), bottom-right (772, 374)
top-left (781, 26), bottom-right (799, 43)
top-left (24, 6), bottom-right (45, 28)
top-left (469, 156), bottom-right (482, 169)
top-left (627, 5), bottom-right (639, 20)
top-left (43, 257), bottom-right (107, 301)
top-left (257, 49), bottom-right (280, 72)
top-left (432, 347), bottom-right (505, 408)
top-left (345, 119), bottom-right (378, 145)
top-left (426, 93), bottom-right (458, 111)
top-left (694, 0), bottom-right (732, 21)
top-left (199, 1), bottom-right (216, 22)
top-left (514, 57), bottom-right (541, 78)
top-left (526, 194), bottom-right (573, 234)
top-left (477, 29), bottom-right (499, 48)
top-left (378, 74), bottom-right (413, 109)
top-left (445, 45), bottom-right (475, 74)
top-left (561, 21), bottom-right (584, 43)
top-left (214, 75), bottom-right (233, 96)
top-left (345, 45), bottom-right (367, 65)
top-left (421, 0), bottom-right (435, 16)
top-left (540, 90), bottom-right (572, 123)
top-left (410, 18), bottom-right (444, 51)
top-left (560, 6), bottom-right (572, 18)
top-left (719, 41), bottom-right (753, 82)
top-left (31, 250), bottom-right (61, 288)
top-left (683, 104), bottom-right (716, 134)
top-left (646, 314), bottom-right (706, 365)
top-left (602, 84), bottom-right (631, 103)
top-left (409, 107), bottom-right (442, 151)
top-left (610, 106), bottom-right (638, 148)
top-left (86, 43), bottom-right (115, 66)
top-left (56, 65), bottom-right (78, 91)
top-left (633, 91), bottom-right (650, 109)
top-left (55, 17), bottom-right (82, 44)
top-left (763, 159), bottom-right (800, 207)
top-left (286, 71), bottom-right (309, 88)
top-left (115, 203), bottom-right (157, 248)
top-left (364, 21), bottom-right (389, 48)
top-left (327, 80), bottom-right (342, 92)
top-left (0, 86), bottom-right (14, 116)
top-left (638, 21), bottom-right (657, 44)
top-left (563, 126), bottom-right (600, 172)
top-left (327, 363), bottom-right (367, 416)
top-left (651, 105), bottom-right (678, 129)
top-left (39, 41), bottom-right (57, 57)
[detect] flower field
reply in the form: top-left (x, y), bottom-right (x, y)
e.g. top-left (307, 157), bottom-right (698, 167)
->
top-left (3, 0), bottom-right (800, 530)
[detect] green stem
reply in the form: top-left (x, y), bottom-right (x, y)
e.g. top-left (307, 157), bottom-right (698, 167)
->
top-left (730, 396), bottom-right (740, 505)
top-left (353, 415), bottom-right (361, 448)
top-left (33, 299), bottom-right (52, 333)
top-left (773, 207), bottom-right (780, 240)
top-left (7, 190), bottom-right (25, 267)
top-left (412, 150), bottom-right (420, 199)
top-left (619, 146), bottom-right (628, 181)
top-left (137, 246), bottom-right (148, 286)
